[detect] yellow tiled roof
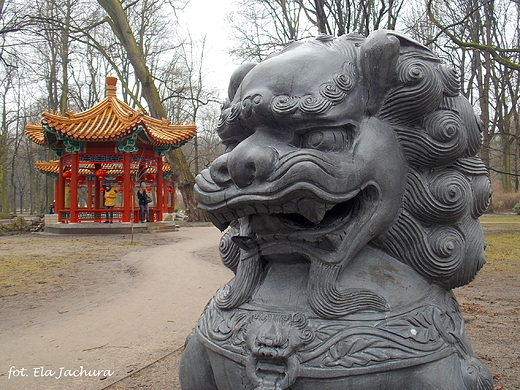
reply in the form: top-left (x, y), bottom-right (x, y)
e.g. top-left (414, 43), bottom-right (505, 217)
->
top-left (26, 123), bottom-right (47, 145)
top-left (35, 160), bottom-right (60, 174)
top-left (25, 77), bottom-right (196, 147)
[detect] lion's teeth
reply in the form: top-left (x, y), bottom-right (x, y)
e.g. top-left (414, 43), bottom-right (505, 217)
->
top-left (298, 199), bottom-right (327, 224)
top-left (208, 212), bottom-right (230, 231)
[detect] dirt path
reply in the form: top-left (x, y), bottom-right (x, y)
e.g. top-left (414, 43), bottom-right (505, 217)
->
top-left (0, 219), bottom-right (519, 390)
top-left (0, 227), bottom-right (233, 390)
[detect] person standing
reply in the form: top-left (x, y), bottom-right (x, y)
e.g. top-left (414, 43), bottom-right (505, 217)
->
top-left (103, 185), bottom-right (117, 223)
top-left (137, 184), bottom-right (150, 223)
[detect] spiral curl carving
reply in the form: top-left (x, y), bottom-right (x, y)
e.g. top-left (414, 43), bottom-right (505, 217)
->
top-left (405, 169), bottom-right (470, 224)
top-left (382, 212), bottom-right (464, 285)
top-left (319, 82), bottom-right (345, 103)
top-left (395, 128), bottom-right (464, 168)
top-left (471, 175), bottom-right (492, 218)
top-left (431, 170), bottom-right (470, 207)
top-left (440, 65), bottom-right (461, 97)
top-left (427, 226), bottom-right (464, 277)
top-left (397, 57), bottom-right (429, 85)
top-left (272, 95), bottom-right (300, 115)
top-left (449, 217), bottom-right (486, 287)
top-left (455, 96), bottom-right (483, 157)
top-left (300, 94), bottom-right (332, 114)
top-left (334, 64), bottom-right (356, 93)
top-left (379, 58), bottom-right (443, 125)
top-left (219, 227), bottom-right (241, 273)
top-left (423, 111), bottom-right (464, 143)
top-left (449, 158), bottom-right (491, 218)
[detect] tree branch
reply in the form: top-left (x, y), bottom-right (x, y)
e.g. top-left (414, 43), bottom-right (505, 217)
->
top-left (426, 0), bottom-right (520, 71)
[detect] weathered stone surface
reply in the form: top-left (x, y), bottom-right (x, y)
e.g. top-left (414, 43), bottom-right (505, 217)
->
top-left (180, 30), bottom-right (493, 389)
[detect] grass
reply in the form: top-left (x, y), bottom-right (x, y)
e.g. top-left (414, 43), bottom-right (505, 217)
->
top-left (480, 213), bottom-right (520, 224)
top-left (480, 214), bottom-right (520, 275)
top-left (0, 235), bottom-right (153, 297)
top-left (0, 214), bottom-right (518, 297)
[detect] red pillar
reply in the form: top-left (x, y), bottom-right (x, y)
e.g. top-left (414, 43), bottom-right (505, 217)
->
top-left (93, 164), bottom-right (101, 210)
top-left (54, 175), bottom-right (59, 214)
top-left (87, 180), bottom-right (92, 210)
top-left (162, 179), bottom-right (168, 215)
top-left (156, 158), bottom-right (163, 222)
top-left (69, 153), bottom-right (79, 223)
top-left (123, 152), bottom-right (131, 222)
top-left (56, 157), bottom-right (65, 222)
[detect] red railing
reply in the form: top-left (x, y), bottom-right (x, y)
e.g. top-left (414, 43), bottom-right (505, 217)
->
top-left (58, 208), bottom-right (159, 223)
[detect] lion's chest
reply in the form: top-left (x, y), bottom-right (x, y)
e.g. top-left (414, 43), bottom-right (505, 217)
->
top-left (195, 254), bottom-right (463, 389)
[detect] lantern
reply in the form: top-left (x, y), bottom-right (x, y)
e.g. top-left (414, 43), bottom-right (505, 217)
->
top-left (63, 171), bottom-right (72, 180)
top-left (115, 175), bottom-right (124, 184)
top-left (95, 169), bottom-right (106, 180)
top-left (77, 174), bottom-right (86, 184)
top-left (100, 187), bottom-right (105, 192)
top-left (146, 173), bottom-right (156, 182)
top-left (146, 187), bottom-right (152, 192)
top-left (118, 187), bottom-right (123, 192)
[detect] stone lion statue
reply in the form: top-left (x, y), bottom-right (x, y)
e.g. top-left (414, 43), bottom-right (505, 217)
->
top-left (180, 30), bottom-right (493, 389)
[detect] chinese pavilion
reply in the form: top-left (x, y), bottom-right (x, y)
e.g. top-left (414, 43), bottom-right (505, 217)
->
top-left (25, 76), bottom-right (196, 223)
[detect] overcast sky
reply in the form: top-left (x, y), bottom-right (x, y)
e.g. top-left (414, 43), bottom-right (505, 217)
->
top-left (180, 0), bottom-right (241, 99)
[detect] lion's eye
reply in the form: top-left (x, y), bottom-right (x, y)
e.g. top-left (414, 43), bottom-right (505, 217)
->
top-left (302, 128), bottom-right (352, 152)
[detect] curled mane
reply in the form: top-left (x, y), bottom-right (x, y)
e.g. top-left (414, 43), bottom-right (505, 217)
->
top-left (375, 33), bottom-right (491, 288)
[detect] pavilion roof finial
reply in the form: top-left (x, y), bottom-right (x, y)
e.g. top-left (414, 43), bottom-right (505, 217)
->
top-left (106, 76), bottom-right (118, 97)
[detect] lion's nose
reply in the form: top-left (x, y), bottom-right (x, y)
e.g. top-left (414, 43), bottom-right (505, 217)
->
top-left (211, 141), bottom-right (278, 188)
top-left (209, 154), bottom-right (233, 186)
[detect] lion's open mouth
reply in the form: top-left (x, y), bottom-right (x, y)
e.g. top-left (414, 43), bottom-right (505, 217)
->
top-left (279, 197), bottom-right (359, 229)
top-left (205, 184), bottom-right (379, 238)
top-left (252, 185), bottom-right (380, 238)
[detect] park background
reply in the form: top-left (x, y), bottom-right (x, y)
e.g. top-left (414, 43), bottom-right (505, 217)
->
top-left (0, 0), bottom-right (519, 219)
top-left (0, 1), bottom-right (519, 389)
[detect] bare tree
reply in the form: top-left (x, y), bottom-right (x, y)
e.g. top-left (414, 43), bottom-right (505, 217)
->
top-left (298, 0), bottom-right (406, 36)
top-left (426, 0), bottom-right (520, 71)
top-left (425, 0), bottom-right (520, 193)
top-left (97, 0), bottom-right (202, 221)
top-left (229, 0), bottom-right (407, 61)
top-left (229, 0), bottom-right (311, 61)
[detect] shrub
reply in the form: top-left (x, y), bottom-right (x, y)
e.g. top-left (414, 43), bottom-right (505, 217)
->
top-left (514, 201), bottom-right (520, 215)
top-left (492, 182), bottom-right (520, 212)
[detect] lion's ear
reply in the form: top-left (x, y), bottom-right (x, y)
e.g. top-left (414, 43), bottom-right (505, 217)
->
top-left (360, 30), bottom-right (402, 115)
top-left (227, 63), bottom-right (257, 101)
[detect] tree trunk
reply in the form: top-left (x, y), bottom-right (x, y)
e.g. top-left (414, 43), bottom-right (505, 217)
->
top-left (98, 0), bottom-right (199, 220)
top-left (502, 136), bottom-right (512, 192)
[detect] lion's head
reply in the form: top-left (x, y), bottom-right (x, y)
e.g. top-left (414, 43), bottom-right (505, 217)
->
top-left (195, 30), bottom-right (491, 317)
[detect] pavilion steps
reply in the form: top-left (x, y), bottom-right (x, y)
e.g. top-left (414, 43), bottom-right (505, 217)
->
top-left (44, 221), bottom-right (178, 235)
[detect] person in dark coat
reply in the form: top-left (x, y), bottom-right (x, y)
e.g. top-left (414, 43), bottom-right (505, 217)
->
top-left (137, 183), bottom-right (150, 222)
